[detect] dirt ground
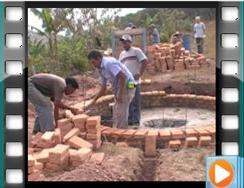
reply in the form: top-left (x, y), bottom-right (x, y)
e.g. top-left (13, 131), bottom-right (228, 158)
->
top-left (155, 147), bottom-right (215, 181)
top-left (34, 142), bottom-right (215, 181)
top-left (37, 142), bottom-right (144, 181)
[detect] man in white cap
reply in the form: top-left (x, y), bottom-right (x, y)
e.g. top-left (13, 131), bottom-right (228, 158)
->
top-left (119, 34), bottom-right (148, 128)
top-left (193, 16), bottom-right (206, 53)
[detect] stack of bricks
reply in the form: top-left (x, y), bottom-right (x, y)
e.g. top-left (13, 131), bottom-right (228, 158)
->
top-left (46, 144), bottom-right (70, 172)
top-left (100, 125), bottom-right (216, 154)
top-left (147, 42), bottom-right (208, 74)
top-left (28, 114), bottom-right (105, 180)
top-left (86, 116), bottom-right (102, 149)
top-left (28, 154), bottom-right (43, 181)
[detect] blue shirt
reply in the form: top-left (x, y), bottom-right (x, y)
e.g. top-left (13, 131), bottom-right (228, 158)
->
top-left (99, 56), bottom-right (134, 94)
top-left (152, 28), bottom-right (160, 44)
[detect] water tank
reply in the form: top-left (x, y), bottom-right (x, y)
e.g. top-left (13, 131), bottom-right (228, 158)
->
top-left (182, 34), bottom-right (191, 52)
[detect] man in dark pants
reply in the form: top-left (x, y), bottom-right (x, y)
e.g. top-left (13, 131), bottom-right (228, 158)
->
top-left (28, 73), bottom-right (79, 134)
top-left (193, 16), bottom-right (206, 53)
top-left (119, 34), bottom-right (148, 128)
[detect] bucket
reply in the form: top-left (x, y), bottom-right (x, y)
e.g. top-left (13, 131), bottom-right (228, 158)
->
top-left (182, 34), bottom-right (191, 52)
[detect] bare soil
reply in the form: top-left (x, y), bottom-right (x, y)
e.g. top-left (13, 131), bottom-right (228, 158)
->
top-left (37, 142), bottom-right (144, 181)
top-left (155, 147), bottom-right (215, 181)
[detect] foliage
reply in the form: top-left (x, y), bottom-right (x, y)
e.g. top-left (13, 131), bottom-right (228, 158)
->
top-left (28, 8), bottom-right (215, 76)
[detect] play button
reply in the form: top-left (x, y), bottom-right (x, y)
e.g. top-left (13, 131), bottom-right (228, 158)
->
top-left (215, 164), bottom-right (230, 183)
top-left (209, 159), bottom-right (234, 187)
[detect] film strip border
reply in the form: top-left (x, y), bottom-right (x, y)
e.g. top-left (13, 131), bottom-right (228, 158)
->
top-left (1, 1), bottom-right (26, 188)
top-left (0, 1), bottom-right (243, 187)
top-left (217, 1), bottom-right (242, 156)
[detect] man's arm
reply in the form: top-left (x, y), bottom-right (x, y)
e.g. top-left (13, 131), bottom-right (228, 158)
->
top-left (93, 84), bottom-right (106, 102)
top-left (53, 100), bottom-right (76, 127)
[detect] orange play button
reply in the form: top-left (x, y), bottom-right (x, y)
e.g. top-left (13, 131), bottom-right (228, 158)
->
top-left (208, 159), bottom-right (234, 187)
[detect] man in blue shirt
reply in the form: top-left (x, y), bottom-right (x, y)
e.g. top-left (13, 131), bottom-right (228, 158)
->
top-left (87, 50), bottom-right (135, 129)
top-left (150, 24), bottom-right (160, 44)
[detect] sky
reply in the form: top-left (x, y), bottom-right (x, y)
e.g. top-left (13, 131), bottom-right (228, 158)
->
top-left (28, 8), bottom-right (144, 32)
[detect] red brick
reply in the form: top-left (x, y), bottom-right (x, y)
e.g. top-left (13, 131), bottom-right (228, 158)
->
top-left (34, 162), bottom-right (43, 170)
top-left (68, 136), bottom-right (93, 149)
top-left (159, 130), bottom-right (171, 140)
top-left (63, 128), bottom-right (80, 142)
top-left (28, 171), bottom-right (41, 181)
top-left (102, 128), bottom-right (117, 136)
top-left (58, 118), bottom-right (71, 127)
top-left (134, 129), bottom-right (148, 139)
top-left (72, 114), bottom-right (88, 132)
top-left (171, 129), bottom-right (184, 140)
top-left (145, 130), bottom-right (157, 157)
top-left (58, 118), bottom-right (74, 138)
top-left (65, 110), bottom-right (74, 119)
top-left (184, 129), bottom-right (198, 137)
top-left (100, 126), bottom-right (110, 132)
top-left (28, 155), bottom-right (35, 167)
top-left (198, 136), bottom-right (211, 146)
top-left (45, 162), bottom-right (63, 171)
top-left (28, 166), bottom-right (35, 174)
top-left (121, 129), bottom-right (137, 139)
top-left (70, 148), bottom-right (92, 163)
top-left (86, 131), bottom-right (101, 140)
top-left (87, 128), bottom-right (100, 134)
top-left (89, 153), bottom-right (105, 165)
top-left (204, 127), bottom-right (216, 135)
top-left (111, 129), bottom-right (127, 138)
top-left (169, 140), bottom-right (181, 150)
top-left (49, 144), bottom-right (70, 164)
top-left (185, 137), bottom-right (198, 147)
top-left (79, 132), bottom-right (87, 139)
top-left (35, 148), bottom-right (54, 163)
top-left (41, 131), bottom-right (55, 141)
top-left (194, 128), bottom-right (209, 136)
top-left (28, 147), bottom-right (34, 154)
top-left (86, 116), bottom-right (101, 130)
top-left (54, 128), bottom-right (62, 144)
top-left (87, 139), bottom-right (102, 149)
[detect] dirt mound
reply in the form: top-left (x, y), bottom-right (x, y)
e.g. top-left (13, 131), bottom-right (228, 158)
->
top-left (155, 147), bottom-right (215, 181)
top-left (39, 142), bottom-right (143, 181)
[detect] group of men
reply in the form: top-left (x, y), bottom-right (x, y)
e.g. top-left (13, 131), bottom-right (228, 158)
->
top-left (29, 34), bottom-right (148, 134)
top-left (29, 17), bottom-right (206, 134)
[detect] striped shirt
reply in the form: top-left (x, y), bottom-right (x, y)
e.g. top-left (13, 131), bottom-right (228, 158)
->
top-left (119, 47), bottom-right (147, 79)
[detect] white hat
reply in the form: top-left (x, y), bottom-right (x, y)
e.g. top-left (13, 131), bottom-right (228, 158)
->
top-left (195, 16), bottom-right (201, 20)
top-left (120, 34), bottom-right (132, 42)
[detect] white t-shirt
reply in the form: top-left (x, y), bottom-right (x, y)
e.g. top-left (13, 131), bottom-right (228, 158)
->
top-left (194, 22), bottom-right (206, 38)
top-left (119, 47), bottom-right (147, 79)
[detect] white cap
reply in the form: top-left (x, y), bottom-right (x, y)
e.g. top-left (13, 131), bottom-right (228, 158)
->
top-left (120, 34), bottom-right (132, 42)
top-left (195, 16), bottom-right (201, 20)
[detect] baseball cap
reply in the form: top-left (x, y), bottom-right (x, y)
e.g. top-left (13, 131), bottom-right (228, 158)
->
top-left (120, 34), bottom-right (132, 42)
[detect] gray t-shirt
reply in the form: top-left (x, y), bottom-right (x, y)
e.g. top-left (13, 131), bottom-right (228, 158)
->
top-left (119, 47), bottom-right (147, 79)
top-left (30, 73), bottom-right (66, 101)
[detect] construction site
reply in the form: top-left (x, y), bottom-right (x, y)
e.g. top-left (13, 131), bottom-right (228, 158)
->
top-left (28, 8), bottom-right (216, 181)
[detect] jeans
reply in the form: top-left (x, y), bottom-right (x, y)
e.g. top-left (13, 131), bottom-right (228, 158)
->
top-left (28, 79), bottom-right (55, 133)
top-left (196, 38), bottom-right (204, 53)
top-left (128, 84), bottom-right (141, 125)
